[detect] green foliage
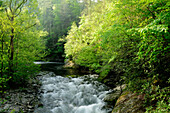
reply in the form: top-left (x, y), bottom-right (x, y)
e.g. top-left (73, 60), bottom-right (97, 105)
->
top-left (145, 84), bottom-right (170, 113)
top-left (74, 46), bottom-right (101, 71)
top-left (0, 0), bottom-right (46, 90)
top-left (64, 0), bottom-right (170, 111)
top-left (38, 0), bottom-right (85, 60)
top-left (0, 1), bottom-right (2, 7)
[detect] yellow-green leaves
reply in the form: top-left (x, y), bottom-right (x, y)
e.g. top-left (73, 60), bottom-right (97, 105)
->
top-left (64, 1), bottom-right (169, 111)
top-left (0, 0), bottom-right (46, 87)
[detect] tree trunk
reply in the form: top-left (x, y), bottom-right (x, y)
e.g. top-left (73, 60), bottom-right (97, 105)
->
top-left (9, 17), bottom-right (14, 76)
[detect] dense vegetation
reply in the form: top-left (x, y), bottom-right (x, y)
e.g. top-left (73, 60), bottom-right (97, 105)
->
top-left (0, 0), bottom-right (169, 112)
top-left (0, 0), bottom-right (46, 94)
top-left (0, 0), bottom-right (88, 95)
top-left (0, 0), bottom-right (93, 97)
top-left (65, 0), bottom-right (170, 112)
top-left (38, 0), bottom-right (87, 60)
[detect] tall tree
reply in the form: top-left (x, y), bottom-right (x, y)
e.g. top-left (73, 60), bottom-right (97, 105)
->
top-left (0, 0), bottom-right (46, 87)
top-left (38, 0), bottom-right (86, 60)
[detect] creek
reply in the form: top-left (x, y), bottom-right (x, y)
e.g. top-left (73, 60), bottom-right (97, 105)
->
top-left (34, 62), bottom-right (112, 113)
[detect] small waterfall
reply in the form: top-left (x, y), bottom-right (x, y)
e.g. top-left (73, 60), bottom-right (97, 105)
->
top-left (34, 72), bottom-right (112, 113)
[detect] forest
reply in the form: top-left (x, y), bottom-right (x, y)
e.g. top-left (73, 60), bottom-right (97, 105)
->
top-left (0, 0), bottom-right (170, 112)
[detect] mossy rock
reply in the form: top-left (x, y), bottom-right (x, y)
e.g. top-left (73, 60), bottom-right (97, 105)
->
top-left (65, 75), bottom-right (78, 78)
top-left (104, 91), bottom-right (121, 102)
top-left (112, 91), bottom-right (145, 113)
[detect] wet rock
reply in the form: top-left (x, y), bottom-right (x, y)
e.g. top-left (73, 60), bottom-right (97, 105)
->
top-left (103, 84), bottom-right (145, 113)
top-left (21, 98), bottom-right (28, 104)
top-left (104, 84), bottom-right (126, 103)
top-left (112, 91), bottom-right (145, 113)
top-left (103, 84), bottom-right (126, 113)
top-left (104, 91), bottom-right (120, 102)
top-left (4, 104), bottom-right (11, 109)
top-left (63, 60), bottom-right (79, 68)
top-left (28, 105), bottom-right (34, 109)
top-left (88, 74), bottom-right (99, 79)
top-left (10, 106), bottom-right (20, 113)
top-left (114, 84), bottom-right (126, 91)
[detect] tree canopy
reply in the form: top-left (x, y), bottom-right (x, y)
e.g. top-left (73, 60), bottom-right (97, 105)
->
top-left (0, 0), bottom-right (46, 89)
top-left (38, 0), bottom-right (87, 60)
top-left (65, 0), bottom-right (170, 112)
top-left (0, 0), bottom-right (169, 112)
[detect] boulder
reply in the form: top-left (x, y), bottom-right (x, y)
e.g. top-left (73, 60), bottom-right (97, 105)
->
top-left (104, 91), bottom-right (120, 102)
top-left (104, 84), bottom-right (126, 102)
top-left (112, 91), bottom-right (145, 113)
top-left (63, 60), bottom-right (79, 68)
top-left (103, 84), bottom-right (126, 112)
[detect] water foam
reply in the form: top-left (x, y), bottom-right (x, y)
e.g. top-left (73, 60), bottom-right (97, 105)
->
top-left (35, 74), bottom-right (111, 113)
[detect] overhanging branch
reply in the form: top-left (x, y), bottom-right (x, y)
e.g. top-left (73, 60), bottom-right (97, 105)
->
top-left (5, 8), bottom-right (11, 20)
top-left (21, 23), bottom-right (37, 32)
top-left (15, 0), bottom-right (27, 13)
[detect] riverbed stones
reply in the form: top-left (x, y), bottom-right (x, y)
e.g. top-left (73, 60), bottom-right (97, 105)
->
top-left (0, 77), bottom-right (41, 113)
top-left (37, 71), bottom-right (56, 77)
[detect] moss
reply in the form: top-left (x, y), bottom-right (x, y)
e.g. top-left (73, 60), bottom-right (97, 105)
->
top-left (65, 75), bottom-right (80, 78)
top-left (116, 91), bottom-right (130, 105)
top-left (112, 91), bottom-right (145, 113)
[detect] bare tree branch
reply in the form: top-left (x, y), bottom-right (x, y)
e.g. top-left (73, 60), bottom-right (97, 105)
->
top-left (25, 23), bottom-right (37, 30)
top-left (15, 0), bottom-right (27, 13)
top-left (15, 0), bottom-right (17, 7)
top-left (20, 23), bottom-right (37, 32)
top-left (147, 4), bottom-right (156, 19)
top-left (9, 0), bottom-right (13, 14)
top-left (14, 8), bottom-right (22, 17)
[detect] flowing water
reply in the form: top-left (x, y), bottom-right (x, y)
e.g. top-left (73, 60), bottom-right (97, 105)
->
top-left (34, 61), bottom-right (90, 76)
top-left (34, 62), bottom-right (112, 113)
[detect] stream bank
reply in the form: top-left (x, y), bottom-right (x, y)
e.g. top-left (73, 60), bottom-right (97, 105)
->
top-left (64, 61), bottom-right (146, 113)
top-left (0, 62), bottom-right (112, 113)
top-left (0, 76), bottom-right (41, 113)
top-left (0, 61), bottom-right (146, 113)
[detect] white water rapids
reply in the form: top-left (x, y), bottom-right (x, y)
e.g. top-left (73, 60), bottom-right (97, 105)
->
top-left (34, 72), bottom-right (112, 113)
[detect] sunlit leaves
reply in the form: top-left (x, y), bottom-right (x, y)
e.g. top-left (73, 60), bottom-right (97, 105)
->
top-left (65, 2), bottom-right (169, 110)
top-left (0, 0), bottom-right (46, 87)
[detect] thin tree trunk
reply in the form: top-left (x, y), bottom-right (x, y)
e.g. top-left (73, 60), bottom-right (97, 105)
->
top-left (16, 36), bottom-right (19, 72)
top-left (9, 17), bottom-right (14, 76)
